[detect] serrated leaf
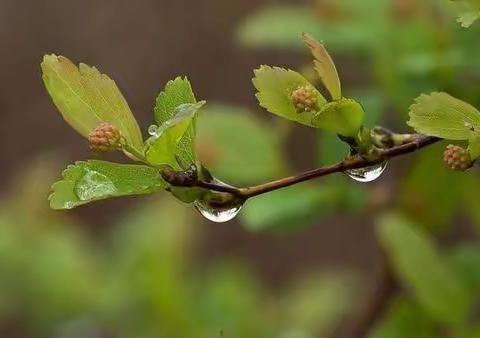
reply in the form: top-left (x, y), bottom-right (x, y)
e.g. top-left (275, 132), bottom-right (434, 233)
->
top-left (41, 54), bottom-right (144, 155)
top-left (253, 66), bottom-right (326, 127)
top-left (302, 33), bottom-right (341, 100)
top-left (146, 102), bottom-right (204, 167)
top-left (154, 77), bottom-right (198, 168)
top-left (407, 92), bottom-right (480, 140)
top-left (49, 160), bottom-right (166, 209)
top-left (312, 98), bottom-right (365, 136)
top-left (377, 213), bottom-right (471, 325)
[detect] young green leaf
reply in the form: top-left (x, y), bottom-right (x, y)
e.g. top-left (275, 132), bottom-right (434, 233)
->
top-left (49, 160), bottom-right (166, 210)
top-left (302, 33), bottom-right (342, 100)
top-left (145, 102), bottom-right (205, 167)
top-left (253, 66), bottom-right (326, 127)
top-left (407, 92), bottom-right (480, 140)
top-left (41, 55), bottom-right (144, 156)
top-left (154, 77), bottom-right (198, 168)
top-left (377, 213), bottom-right (471, 325)
top-left (311, 98), bottom-right (365, 137)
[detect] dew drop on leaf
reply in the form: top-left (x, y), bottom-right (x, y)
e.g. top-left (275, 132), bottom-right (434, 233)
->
top-left (75, 170), bottom-right (116, 200)
top-left (148, 124), bottom-right (158, 136)
top-left (345, 161), bottom-right (388, 183)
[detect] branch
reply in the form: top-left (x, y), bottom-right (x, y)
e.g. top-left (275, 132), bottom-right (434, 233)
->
top-left (163, 134), bottom-right (441, 200)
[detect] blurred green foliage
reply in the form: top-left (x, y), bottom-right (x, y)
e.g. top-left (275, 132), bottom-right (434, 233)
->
top-left (0, 160), bottom-right (357, 338)
top-left (6, 0), bottom-right (480, 336)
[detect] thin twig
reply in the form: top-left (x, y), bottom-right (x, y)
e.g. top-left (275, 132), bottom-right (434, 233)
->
top-left (181, 135), bottom-right (440, 200)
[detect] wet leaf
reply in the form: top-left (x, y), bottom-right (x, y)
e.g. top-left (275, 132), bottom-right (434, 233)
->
top-left (145, 102), bottom-right (205, 168)
top-left (49, 160), bottom-right (166, 209)
top-left (154, 77), bottom-right (198, 167)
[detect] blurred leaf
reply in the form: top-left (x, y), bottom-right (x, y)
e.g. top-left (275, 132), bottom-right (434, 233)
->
top-left (317, 133), bottom-right (348, 166)
top-left (253, 66), bottom-right (326, 127)
top-left (241, 184), bottom-right (340, 232)
top-left (400, 144), bottom-right (469, 229)
top-left (370, 298), bottom-right (436, 338)
top-left (377, 213), bottom-right (471, 325)
top-left (145, 102), bottom-right (204, 167)
top-left (237, 6), bottom-right (322, 50)
top-left (195, 263), bottom-right (274, 338)
top-left (154, 77), bottom-right (197, 168)
top-left (407, 92), bottom-right (480, 140)
top-left (303, 33), bottom-right (342, 100)
top-left (196, 104), bottom-right (285, 184)
top-left (41, 54), bottom-right (144, 155)
top-left (282, 273), bottom-right (355, 337)
top-left (49, 160), bottom-right (165, 209)
top-left (351, 89), bottom-right (384, 128)
top-left (448, 244), bottom-right (480, 294)
top-left (312, 98), bottom-right (365, 136)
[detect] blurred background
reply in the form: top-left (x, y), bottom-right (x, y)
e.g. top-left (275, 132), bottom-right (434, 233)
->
top-left (1, 0), bottom-right (480, 337)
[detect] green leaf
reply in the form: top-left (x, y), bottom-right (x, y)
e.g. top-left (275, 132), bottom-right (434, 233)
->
top-left (49, 160), bottom-right (166, 209)
top-left (407, 92), bottom-right (480, 140)
top-left (449, 245), bottom-right (480, 294)
top-left (196, 104), bottom-right (286, 184)
top-left (41, 54), bottom-right (144, 155)
top-left (241, 184), bottom-right (340, 232)
top-left (399, 144), bottom-right (469, 230)
top-left (253, 66), bottom-right (326, 127)
top-left (302, 33), bottom-right (341, 100)
top-left (370, 299), bottom-right (436, 338)
top-left (145, 102), bottom-right (205, 167)
top-left (377, 213), bottom-right (471, 325)
top-left (237, 6), bottom-right (323, 50)
top-left (154, 77), bottom-right (198, 168)
top-left (312, 98), bottom-right (365, 136)
top-left (282, 274), bottom-right (355, 336)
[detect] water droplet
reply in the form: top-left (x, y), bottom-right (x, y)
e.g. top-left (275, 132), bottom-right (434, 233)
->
top-left (345, 161), bottom-right (388, 183)
top-left (148, 124), bottom-right (158, 136)
top-left (194, 198), bottom-right (243, 223)
top-left (75, 170), bottom-right (116, 200)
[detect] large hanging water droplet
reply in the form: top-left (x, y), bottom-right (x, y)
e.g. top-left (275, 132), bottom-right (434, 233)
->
top-left (147, 124), bottom-right (158, 136)
top-left (345, 161), bottom-right (388, 183)
top-left (194, 198), bottom-right (243, 223)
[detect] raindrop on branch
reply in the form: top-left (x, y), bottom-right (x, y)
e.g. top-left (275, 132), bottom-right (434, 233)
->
top-left (345, 161), bottom-right (388, 182)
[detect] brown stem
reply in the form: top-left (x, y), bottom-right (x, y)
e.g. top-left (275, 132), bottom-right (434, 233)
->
top-left (176, 134), bottom-right (440, 200)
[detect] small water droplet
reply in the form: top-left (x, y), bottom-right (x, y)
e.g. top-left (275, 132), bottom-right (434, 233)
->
top-left (194, 198), bottom-right (243, 222)
top-left (345, 161), bottom-right (388, 183)
top-left (148, 124), bottom-right (158, 136)
top-left (75, 170), bottom-right (116, 200)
